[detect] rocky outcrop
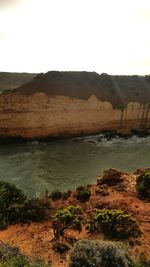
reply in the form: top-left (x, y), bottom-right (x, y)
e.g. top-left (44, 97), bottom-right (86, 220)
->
top-left (0, 71), bottom-right (150, 139)
top-left (97, 169), bottom-right (123, 185)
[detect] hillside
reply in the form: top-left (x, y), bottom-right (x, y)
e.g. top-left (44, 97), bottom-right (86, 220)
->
top-left (14, 71), bottom-right (150, 109)
top-left (0, 169), bottom-right (149, 266)
top-left (0, 72), bottom-right (37, 93)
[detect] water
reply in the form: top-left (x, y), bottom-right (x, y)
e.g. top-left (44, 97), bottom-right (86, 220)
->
top-left (0, 135), bottom-right (150, 197)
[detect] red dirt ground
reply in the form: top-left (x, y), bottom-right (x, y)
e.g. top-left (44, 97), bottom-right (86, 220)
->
top-left (0, 170), bottom-right (149, 266)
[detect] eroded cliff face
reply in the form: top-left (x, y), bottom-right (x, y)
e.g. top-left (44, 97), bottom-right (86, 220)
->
top-left (0, 72), bottom-right (150, 139)
top-left (0, 93), bottom-right (150, 139)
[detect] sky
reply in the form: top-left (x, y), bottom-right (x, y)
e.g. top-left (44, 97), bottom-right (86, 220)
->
top-left (0, 0), bottom-right (150, 75)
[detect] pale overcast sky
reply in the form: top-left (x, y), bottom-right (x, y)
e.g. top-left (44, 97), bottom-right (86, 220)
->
top-left (0, 0), bottom-right (150, 74)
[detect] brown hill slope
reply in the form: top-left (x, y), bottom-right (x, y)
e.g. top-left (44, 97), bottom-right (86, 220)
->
top-left (15, 71), bottom-right (150, 109)
top-left (0, 72), bottom-right (36, 92)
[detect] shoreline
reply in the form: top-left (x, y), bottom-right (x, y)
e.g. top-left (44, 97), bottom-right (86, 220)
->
top-left (0, 128), bottom-right (150, 144)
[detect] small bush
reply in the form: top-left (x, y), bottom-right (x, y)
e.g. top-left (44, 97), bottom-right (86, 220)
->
top-left (52, 241), bottom-right (70, 254)
top-left (87, 209), bottom-right (140, 239)
top-left (96, 185), bottom-right (109, 196)
top-left (76, 186), bottom-right (91, 202)
top-left (52, 205), bottom-right (83, 238)
top-left (136, 172), bottom-right (150, 200)
top-left (0, 181), bottom-right (27, 229)
top-left (69, 239), bottom-right (132, 267)
top-left (132, 261), bottom-right (150, 267)
top-left (49, 190), bottom-right (62, 201)
top-left (0, 181), bottom-right (26, 209)
top-left (0, 242), bottom-right (49, 267)
top-left (0, 181), bottom-right (51, 228)
top-left (16, 198), bottom-right (51, 223)
top-left (62, 190), bottom-right (72, 200)
top-left (132, 253), bottom-right (150, 267)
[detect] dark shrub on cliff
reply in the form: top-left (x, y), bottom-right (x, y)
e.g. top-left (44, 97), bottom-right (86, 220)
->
top-left (0, 181), bottom-right (26, 229)
top-left (76, 186), bottom-right (91, 202)
top-left (0, 181), bottom-right (51, 228)
top-left (52, 241), bottom-right (70, 254)
top-left (136, 172), bottom-right (150, 200)
top-left (69, 239), bottom-right (132, 267)
top-left (62, 190), bottom-right (72, 200)
top-left (0, 181), bottom-right (26, 208)
top-left (49, 190), bottom-right (62, 201)
top-left (50, 190), bottom-right (71, 201)
top-left (14, 198), bottom-right (51, 223)
top-left (87, 209), bottom-right (141, 239)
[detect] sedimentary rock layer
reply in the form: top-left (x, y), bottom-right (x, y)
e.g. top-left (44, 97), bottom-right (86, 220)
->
top-left (0, 71), bottom-right (150, 139)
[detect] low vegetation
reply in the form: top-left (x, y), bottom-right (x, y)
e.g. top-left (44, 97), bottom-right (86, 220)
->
top-left (0, 168), bottom-right (149, 266)
top-left (52, 206), bottom-right (83, 239)
top-left (0, 181), bottom-right (26, 229)
top-left (13, 198), bottom-right (51, 223)
top-left (52, 241), bottom-right (70, 254)
top-left (49, 190), bottom-right (71, 201)
top-left (136, 171), bottom-right (150, 200)
top-left (0, 181), bottom-right (26, 208)
top-left (0, 242), bottom-right (49, 267)
top-left (132, 260), bottom-right (150, 267)
top-left (131, 252), bottom-right (150, 267)
top-left (75, 186), bottom-right (91, 202)
top-left (87, 209), bottom-right (141, 239)
top-left (62, 190), bottom-right (72, 200)
top-left (49, 190), bottom-right (63, 201)
top-left (0, 181), bottom-right (51, 229)
top-left (69, 239), bottom-right (133, 267)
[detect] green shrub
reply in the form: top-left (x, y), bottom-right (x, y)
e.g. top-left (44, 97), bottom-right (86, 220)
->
top-left (0, 181), bottom-right (26, 229)
top-left (0, 242), bottom-right (49, 267)
top-left (14, 198), bottom-right (51, 223)
top-left (0, 181), bottom-right (51, 228)
top-left (69, 239), bottom-right (133, 267)
top-left (0, 181), bottom-right (26, 209)
top-left (76, 186), bottom-right (91, 202)
top-left (136, 172), bottom-right (150, 200)
top-left (132, 261), bottom-right (150, 267)
top-left (52, 205), bottom-right (83, 238)
top-left (132, 253), bottom-right (150, 267)
top-left (49, 190), bottom-right (62, 201)
top-left (87, 209), bottom-right (140, 239)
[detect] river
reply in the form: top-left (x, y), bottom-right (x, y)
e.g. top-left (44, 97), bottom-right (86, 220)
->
top-left (0, 134), bottom-right (150, 197)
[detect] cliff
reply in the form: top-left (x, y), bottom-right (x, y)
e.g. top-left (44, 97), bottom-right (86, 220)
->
top-left (0, 71), bottom-right (150, 139)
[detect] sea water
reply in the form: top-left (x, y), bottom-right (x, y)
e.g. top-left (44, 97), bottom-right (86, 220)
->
top-left (0, 135), bottom-right (149, 197)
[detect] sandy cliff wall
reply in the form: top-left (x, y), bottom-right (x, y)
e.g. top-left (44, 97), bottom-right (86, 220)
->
top-left (0, 92), bottom-right (150, 139)
top-left (0, 71), bottom-right (150, 139)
